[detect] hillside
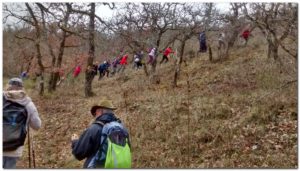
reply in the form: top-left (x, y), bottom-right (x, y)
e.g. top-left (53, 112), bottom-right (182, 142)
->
top-left (10, 38), bottom-right (297, 168)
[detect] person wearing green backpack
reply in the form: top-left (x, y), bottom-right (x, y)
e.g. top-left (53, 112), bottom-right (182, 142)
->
top-left (71, 99), bottom-right (131, 168)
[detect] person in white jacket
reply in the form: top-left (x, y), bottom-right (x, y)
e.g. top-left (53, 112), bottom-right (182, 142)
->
top-left (147, 47), bottom-right (156, 65)
top-left (3, 78), bottom-right (42, 169)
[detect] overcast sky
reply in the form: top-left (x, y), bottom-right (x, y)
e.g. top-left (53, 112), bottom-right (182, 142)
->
top-left (3, 2), bottom-right (230, 27)
top-left (96, 3), bottom-right (230, 20)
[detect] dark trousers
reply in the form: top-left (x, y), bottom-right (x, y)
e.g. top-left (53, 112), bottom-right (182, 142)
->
top-left (3, 156), bottom-right (18, 169)
top-left (160, 55), bottom-right (169, 64)
top-left (199, 41), bottom-right (207, 52)
top-left (135, 61), bottom-right (142, 69)
top-left (98, 70), bottom-right (109, 80)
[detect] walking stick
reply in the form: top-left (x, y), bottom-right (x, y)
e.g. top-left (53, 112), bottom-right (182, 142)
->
top-left (27, 127), bottom-right (36, 168)
top-left (32, 141), bottom-right (36, 168)
top-left (27, 127), bottom-right (31, 168)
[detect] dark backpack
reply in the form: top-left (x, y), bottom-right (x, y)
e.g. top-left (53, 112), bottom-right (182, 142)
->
top-left (3, 96), bottom-right (28, 151)
top-left (87, 121), bottom-right (131, 168)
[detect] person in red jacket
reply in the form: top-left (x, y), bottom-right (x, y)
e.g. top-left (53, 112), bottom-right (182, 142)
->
top-left (73, 64), bottom-right (82, 78)
top-left (241, 29), bottom-right (250, 46)
top-left (120, 54), bottom-right (128, 65)
top-left (119, 54), bottom-right (128, 73)
top-left (160, 47), bottom-right (174, 64)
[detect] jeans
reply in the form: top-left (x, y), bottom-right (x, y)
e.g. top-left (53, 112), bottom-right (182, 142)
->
top-left (3, 156), bottom-right (19, 169)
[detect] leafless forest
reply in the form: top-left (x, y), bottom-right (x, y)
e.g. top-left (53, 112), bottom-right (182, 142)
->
top-left (2, 2), bottom-right (298, 168)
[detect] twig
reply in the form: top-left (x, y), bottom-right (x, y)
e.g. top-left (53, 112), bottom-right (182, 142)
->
top-left (258, 80), bottom-right (297, 101)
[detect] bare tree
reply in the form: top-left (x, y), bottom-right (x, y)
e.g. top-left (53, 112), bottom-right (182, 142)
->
top-left (107, 3), bottom-right (181, 74)
top-left (218, 3), bottom-right (244, 59)
top-left (38, 3), bottom-right (73, 92)
top-left (173, 3), bottom-right (217, 87)
top-left (243, 3), bottom-right (297, 60)
top-left (84, 3), bottom-right (96, 97)
top-left (143, 3), bottom-right (180, 73)
top-left (66, 3), bottom-right (113, 97)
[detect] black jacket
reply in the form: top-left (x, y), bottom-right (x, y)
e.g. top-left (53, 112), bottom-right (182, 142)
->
top-left (71, 113), bottom-right (120, 168)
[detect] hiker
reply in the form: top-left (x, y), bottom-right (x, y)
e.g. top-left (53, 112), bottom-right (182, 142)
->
top-left (134, 51), bottom-right (143, 70)
top-left (91, 61), bottom-right (98, 77)
top-left (199, 31), bottom-right (207, 52)
top-left (3, 78), bottom-right (42, 169)
top-left (20, 71), bottom-right (28, 80)
top-left (119, 54), bottom-right (128, 73)
top-left (218, 32), bottom-right (226, 50)
top-left (85, 62), bottom-right (98, 81)
top-left (241, 29), bottom-right (250, 46)
top-left (147, 47), bottom-right (156, 65)
top-left (98, 61), bottom-right (110, 80)
top-left (111, 56), bottom-right (120, 75)
top-left (133, 53), bottom-right (139, 69)
top-left (160, 47), bottom-right (174, 64)
top-left (71, 99), bottom-right (131, 168)
top-left (73, 64), bottom-right (82, 78)
top-left (56, 67), bottom-right (65, 86)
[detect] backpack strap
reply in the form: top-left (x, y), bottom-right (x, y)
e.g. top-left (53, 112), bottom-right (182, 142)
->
top-left (94, 120), bottom-right (105, 126)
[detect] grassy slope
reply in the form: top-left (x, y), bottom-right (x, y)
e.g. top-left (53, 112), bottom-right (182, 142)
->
top-left (13, 38), bottom-right (297, 168)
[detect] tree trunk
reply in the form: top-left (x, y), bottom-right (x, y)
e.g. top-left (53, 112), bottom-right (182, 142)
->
top-left (173, 40), bottom-right (186, 87)
top-left (26, 55), bottom-right (34, 73)
top-left (151, 31), bottom-right (163, 74)
top-left (47, 44), bottom-right (57, 92)
top-left (85, 3), bottom-right (96, 97)
top-left (26, 3), bottom-right (44, 96)
top-left (225, 29), bottom-right (239, 59)
top-left (35, 43), bottom-right (44, 96)
top-left (48, 30), bottom-right (67, 92)
top-left (39, 74), bottom-right (45, 96)
top-left (267, 38), bottom-right (279, 60)
top-left (208, 45), bottom-right (213, 62)
top-left (48, 4), bottom-right (71, 92)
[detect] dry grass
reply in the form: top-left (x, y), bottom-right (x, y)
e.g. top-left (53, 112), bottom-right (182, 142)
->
top-left (11, 39), bottom-right (297, 168)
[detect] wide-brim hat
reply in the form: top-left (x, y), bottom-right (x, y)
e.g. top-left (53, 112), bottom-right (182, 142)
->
top-left (90, 99), bottom-right (117, 115)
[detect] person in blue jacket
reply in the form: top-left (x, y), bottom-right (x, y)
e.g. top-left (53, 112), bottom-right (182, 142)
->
top-left (98, 61), bottom-right (111, 80)
top-left (199, 31), bottom-right (207, 52)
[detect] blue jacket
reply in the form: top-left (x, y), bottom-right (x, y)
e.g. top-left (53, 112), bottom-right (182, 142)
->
top-left (98, 63), bottom-right (110, 72)
top-left (199, 32), bottom-right (206, 42)
top-left (71, 113), bottom-right (120, 168)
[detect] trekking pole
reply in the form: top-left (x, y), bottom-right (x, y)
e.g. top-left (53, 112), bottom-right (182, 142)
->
top-left (32, 142), bottom-right (36, 168)
top-left (31, 129), bottom-right (36, 168)
top-left (28, 127), bottom-right (32, 168)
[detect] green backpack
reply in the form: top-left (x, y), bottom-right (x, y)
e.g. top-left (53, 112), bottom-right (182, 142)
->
top-left (88, 121), bottom-right (131, 168)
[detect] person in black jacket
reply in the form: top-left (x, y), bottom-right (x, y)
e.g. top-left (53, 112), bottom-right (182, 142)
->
top-left (71, 99), bottom-right (120, 168)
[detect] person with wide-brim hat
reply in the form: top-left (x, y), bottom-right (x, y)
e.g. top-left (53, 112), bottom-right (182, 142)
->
top-left (90, 99), bottom-right (117, 116)
top-left (71, 99), bottom-right (122, 168)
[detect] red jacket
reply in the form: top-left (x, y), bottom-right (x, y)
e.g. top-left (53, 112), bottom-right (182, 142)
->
top-left (163, 48), bottom-right (173, 57)
top-left (242, 30), bottom-right (250, 39)
top-left (73, 65), bottom-right (81, 77)
top-left (120, 55), bottom-right (128, 65)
